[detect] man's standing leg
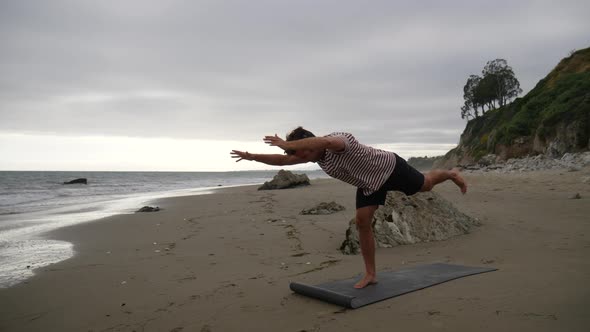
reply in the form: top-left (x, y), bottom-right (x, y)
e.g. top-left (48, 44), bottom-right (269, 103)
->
top-left (354, 205), bottom-right (379, 289)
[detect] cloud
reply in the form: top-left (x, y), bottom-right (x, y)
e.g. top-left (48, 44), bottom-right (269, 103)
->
top-left (1, 0), bottom-right (589, 149)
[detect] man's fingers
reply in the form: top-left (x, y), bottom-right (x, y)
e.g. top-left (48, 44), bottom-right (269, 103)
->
top-left (230, 150), bottom-right (247, 162)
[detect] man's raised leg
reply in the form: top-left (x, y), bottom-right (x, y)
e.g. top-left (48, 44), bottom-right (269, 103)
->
top-left (354, 205), bottom-right (379, 289)
top-left (421, 168), bottom-right (467, 193)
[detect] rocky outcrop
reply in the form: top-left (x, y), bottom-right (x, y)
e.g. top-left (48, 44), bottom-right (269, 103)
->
top-left (136, 206), bottom-right (161, 212)
top-left (458, 151), bottom-right (590, 173)
top-left (63, 178), bottom-right (87, 185)
top-left (538, 120), bottom-right (590, 158)
top-left (301, 201), bottom-right (345, 215)
top-left (340, 191), bottom-right (480, 255)
top-left (258, 170), bottom-right (310, 190)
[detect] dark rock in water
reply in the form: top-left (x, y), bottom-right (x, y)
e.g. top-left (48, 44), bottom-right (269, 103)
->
top-left (258, 170), bottom-right (310, 190)
top-left (301, 201), bottom-right (345, 215)
top-left (340, 191), bottom-right (480, 255)
top-left (63, 178), bottom-right (87, 185)
top-left (136, 206), bottom-right (161, 212)
top-left (570, 193), bottom-right (582, 199)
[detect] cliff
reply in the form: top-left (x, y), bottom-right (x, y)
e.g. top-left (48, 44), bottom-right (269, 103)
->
top-left (436, 47), bottom-right (590, 168)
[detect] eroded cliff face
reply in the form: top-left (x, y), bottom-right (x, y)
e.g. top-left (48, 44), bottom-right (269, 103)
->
top-left (533, 120), bottom-right (590, 157)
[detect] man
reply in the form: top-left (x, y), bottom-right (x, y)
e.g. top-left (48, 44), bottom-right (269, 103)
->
top-left (231, 127), bottom-right (467, 289)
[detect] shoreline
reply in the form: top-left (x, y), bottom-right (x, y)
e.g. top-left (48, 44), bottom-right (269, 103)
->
top-left (1, 172), bottom-right (589, 331)
top-left (0, 180), bottom-right (303, 289)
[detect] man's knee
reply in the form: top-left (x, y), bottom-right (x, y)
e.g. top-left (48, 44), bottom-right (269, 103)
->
top-left (355, 216), bottom-right (372, 230)
top-left (355, 206), bottom-right (377, 230)
top-left (420, 175), bottom-right (433, 192)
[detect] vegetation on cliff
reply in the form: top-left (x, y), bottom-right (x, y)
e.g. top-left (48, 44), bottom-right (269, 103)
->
top-left (461, 59), bottom-right (522, 120)
top-left (441, 47), bottom-right (590, 166)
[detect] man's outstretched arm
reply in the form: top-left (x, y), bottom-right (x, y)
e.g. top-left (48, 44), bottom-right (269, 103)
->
top-left (230, 150), bottom-right (308, 166)
top-left (263, 135), bottom-right (345, 153)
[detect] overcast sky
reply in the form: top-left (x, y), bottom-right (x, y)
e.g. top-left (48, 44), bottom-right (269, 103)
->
top-left (1, 0), bottom-right (588, 171)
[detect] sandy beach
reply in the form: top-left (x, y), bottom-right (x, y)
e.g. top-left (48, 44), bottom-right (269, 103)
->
top-left (1, 169), bottom-right (589, 332)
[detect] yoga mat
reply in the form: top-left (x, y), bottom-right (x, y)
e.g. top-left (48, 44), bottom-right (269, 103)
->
top-left (289, 262), bottom-right (497, 308)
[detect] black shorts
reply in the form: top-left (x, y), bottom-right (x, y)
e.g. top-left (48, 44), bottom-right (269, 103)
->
top-left (356, 154), bottom-right (425, 209)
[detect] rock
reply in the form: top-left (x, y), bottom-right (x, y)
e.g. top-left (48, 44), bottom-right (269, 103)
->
top-left (63, 178), bottom-right (87, 185)
top-left (340, 191), bottom-right (480, 255)
top-left (478, 154), bottom-right (498, 166)
top-left (136, 206), bottom-right (161, 212)
top-left (459, 164), bottom-right (481, 171)
top-left (570, 193), bottom-right (582, 199)
top-left (459, 151), bottom-right (590, 174)
top-left (258, 170), bottom-right (310, 190)
top-left (546, 140), bottom-right (567, 158)
top-left (301, 201), bottom-right (345, 215)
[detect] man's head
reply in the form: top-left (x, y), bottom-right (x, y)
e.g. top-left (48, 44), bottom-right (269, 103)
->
top-left (285, 126), bottom-right (323, 161)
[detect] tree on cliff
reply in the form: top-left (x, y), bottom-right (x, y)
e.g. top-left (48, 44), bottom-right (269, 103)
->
top-left (460, 75), bottom-right (481, 120)
top-left (482, 59), bottom-right (523, 108)
top-left (461, 59), bottom-right (522, 120)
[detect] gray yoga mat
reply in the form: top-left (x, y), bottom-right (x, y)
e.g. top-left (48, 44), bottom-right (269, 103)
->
top-left (289, 262), bottom-right (497, 309)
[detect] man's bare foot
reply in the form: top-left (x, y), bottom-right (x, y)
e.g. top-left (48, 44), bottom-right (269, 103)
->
top-left (354, 274), bottom-right (378, 289)
top-left (450, 168), bottom-right (467, 194)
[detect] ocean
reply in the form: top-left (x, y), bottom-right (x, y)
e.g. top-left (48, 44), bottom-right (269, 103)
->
top-left (0, 170), bottom-right (329, 288)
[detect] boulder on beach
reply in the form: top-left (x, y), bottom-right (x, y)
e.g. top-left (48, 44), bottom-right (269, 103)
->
top-left (63, 178), bottom-right (87, 185)
top-left (258, 170), bottom-right (310, 190)
top-left (340, 191), bottom-right (480, 255)
top-left (300, 201), bottom-right (345, 215)
top-left (136, 206), bottom-right (161, 212)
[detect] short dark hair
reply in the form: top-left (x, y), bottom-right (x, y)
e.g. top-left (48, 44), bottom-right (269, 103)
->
top-left (285, 126), bottom-right (315, 155)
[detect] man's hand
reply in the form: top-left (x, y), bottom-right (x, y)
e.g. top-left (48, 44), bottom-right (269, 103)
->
top-left (263, 134), bottom-right (288, 149)
top-left (230, 150), bottom-right (253, 162)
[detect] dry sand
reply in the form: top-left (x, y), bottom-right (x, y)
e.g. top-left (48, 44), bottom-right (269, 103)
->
top-left (1, 169), bottom-right (589, 332)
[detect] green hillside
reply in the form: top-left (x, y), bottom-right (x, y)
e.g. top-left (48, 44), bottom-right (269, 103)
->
top-left (440, 47), bottom-right (590, 166)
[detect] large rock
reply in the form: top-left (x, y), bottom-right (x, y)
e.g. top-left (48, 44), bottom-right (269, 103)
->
top-left (478, 154), bottom-right (498, 166)
top-left (258, 170), bottom-right (310, 190)
top-left (136, 206), bottom-right (161, 212)
top-left (63, 178), bottom-right (87, 185)
top-left (301, 201), bottom-right (345, 215)
top-left (340, 191), bottom-right (480, 255)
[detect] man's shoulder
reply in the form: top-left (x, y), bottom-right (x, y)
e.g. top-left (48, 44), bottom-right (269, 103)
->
top-left (321, 132), bottom-right (354, 156)
top-left (324, 132), bottom-right (354, 140)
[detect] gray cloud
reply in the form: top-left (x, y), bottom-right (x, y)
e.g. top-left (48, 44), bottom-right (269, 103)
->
top-left (1, 0), bottom-right (589, 146)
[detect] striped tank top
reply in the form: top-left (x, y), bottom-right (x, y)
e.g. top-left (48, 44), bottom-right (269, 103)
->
top-left (317, 132), bottom-right (397, 195)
